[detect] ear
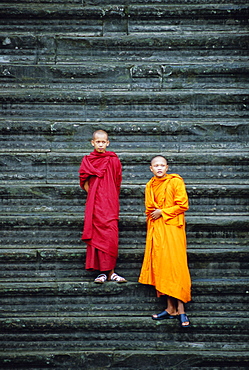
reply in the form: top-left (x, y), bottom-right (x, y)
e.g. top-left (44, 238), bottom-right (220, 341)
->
top-left (91, 140), bottom-right (94, 146)
top-left (150, 166), bottom-right (153, 172)
top-left (107, 140), bottom-right (110, 146)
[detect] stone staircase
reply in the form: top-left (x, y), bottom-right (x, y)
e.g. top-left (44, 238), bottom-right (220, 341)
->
top-left (0, 0), bottom-right (249, 368)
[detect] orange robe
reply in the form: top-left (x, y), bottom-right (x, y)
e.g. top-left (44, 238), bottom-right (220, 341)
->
top-left (138, 174), bottom-right (191, 303)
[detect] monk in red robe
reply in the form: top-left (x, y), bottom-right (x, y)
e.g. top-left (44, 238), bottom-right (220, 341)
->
top-left (139, 156), bottom-right (191, 328)
top-left (79, 130), bottom-right (127, 284)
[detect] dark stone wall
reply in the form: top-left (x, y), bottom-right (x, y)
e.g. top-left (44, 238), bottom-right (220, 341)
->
top-left (0, 1), bottom-right (249, 368)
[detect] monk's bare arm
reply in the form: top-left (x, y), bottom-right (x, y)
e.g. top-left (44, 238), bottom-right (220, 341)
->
top-left (83, 180), bottom-right (89, 192)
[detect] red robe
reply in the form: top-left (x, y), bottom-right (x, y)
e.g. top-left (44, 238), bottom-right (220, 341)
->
top-left (79, 149), bottom-right (122, 271)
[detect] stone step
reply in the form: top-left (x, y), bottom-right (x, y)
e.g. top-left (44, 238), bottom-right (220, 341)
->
top-left (1, 313), bottom-right (249, 336)
top-left (2, 3), bottom-right (248, 20)
top-left (0, 247), bottom-right (248, 280)
top-left (0, 151), bottom-right (248, 184)
top-left (1, 33), bottom-right (248, 66)
top-left (0, 183), bottom-right (248, 214)
top-left (0, 350), bottom-right (248, 370)
top-left (1, 291), bottom-right (248, 320)
top-left (0, 119), bottom-right (248, 153)
top-left (1, 0), bottom-right (248, 367)
top-left (0, 279), bottom-right (248, 317)
top-left (0, 214), bottom-right (248, 246)
top-left (1, 277), bottom-right (248, 296)
top-left (1, 62), bottom-right (249, 90)
top-left (0, 316), bottom-right (248, 355)
top-left (3, 0), bottom-right (248, 4)
top-left (1, 91), bottom-right (248, 120)
top-left (1, 88), bottom-right (248, 106)
top-left (1, 3), bottom-right (248, 36)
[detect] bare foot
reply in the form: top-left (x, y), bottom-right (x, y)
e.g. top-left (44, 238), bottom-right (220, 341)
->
top-left (166, 309), bottom-right (178, 317)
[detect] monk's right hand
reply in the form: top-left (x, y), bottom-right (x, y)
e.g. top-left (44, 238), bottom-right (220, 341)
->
top-left (151, 208), bottom-right (162, 220)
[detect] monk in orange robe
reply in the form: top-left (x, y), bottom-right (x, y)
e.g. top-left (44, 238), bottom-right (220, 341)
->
top-left (139, 155), bottom-right (191, 327)
top-left (79, 130), bottom-right (127, 284)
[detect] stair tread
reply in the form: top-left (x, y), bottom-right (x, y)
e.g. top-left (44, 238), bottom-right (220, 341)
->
top-left (1, 0), bottom-right (248, 366)
top-left (1, 311), bottom-right (248, 318)
top-left (0, 278), bottom-right (248, 287)
top-left (0, 350), bottom-right (248, 370)
top-left (1, 315), bottom-right (249, 328)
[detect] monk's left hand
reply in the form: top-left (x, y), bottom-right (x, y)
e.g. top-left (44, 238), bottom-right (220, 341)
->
top-left (151, 208), bottom-right (162, 220)
top-left (83, 180), bottom-right (89, 192)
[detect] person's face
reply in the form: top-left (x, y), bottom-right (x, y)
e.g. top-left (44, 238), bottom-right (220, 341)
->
top-left (91, 133), bottom-right (109, 153)
top-left (150, 157), bottom-right (168, 178)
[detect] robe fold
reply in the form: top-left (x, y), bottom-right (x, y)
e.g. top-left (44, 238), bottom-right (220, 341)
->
top-left (79, 149), bottom-right (122, 270)
top-left (138, 174), bottom-right (191, 303)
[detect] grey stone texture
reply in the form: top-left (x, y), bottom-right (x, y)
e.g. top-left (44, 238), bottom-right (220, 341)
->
top-left (0, 0), bottom-right (249, 368)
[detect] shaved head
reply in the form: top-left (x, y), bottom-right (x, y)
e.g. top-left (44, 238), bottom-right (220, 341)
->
top-left (151, 155), bottom-right (168, 165)
top-left (92, 130), bottom-right (108, 140)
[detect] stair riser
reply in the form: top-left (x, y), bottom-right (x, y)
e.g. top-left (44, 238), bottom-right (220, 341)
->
top-left (2, 34), bottom-right (248, 65)
top-left (1, 184), bottom-right (248, 214)
top-left (0, 294), bottom-right (248, 318)
top-left (0, 260), bottom-right (248, 280)
top-left (1, 120), bottom-right (248, 149)
top-left (0, 230), bottom-right (247, 246)
top-left (1, 101), bottom-right (248, 120)
top-left (0, 281), bottom-right (248, 296)
top-left (1, 0), bottom-right (248, 366)
top-left (1, 151), bottom-right (248, 184)
top-left (0, 224), bottom-right (248, 246)
top-left (1, 0), bottom-right (248, 4)
top-left (0, 351), bottom-right (248, 370)
top-left (1, 334), bottom-right (248, 352)
top-left (0, 315), bottom-right (248, 332)
top-left (1, 64), bottom-right (249, 90)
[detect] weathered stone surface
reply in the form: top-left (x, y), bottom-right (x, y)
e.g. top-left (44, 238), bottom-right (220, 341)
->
top-left (1, 119), bottom-right (248, 153)
top-left (0, 247), bottom-right (248, 283)
top-left (1, 63), bottom-right (249, 91)
top-left (0, 183), bottom-right (248, 215)
top-left (0, 213), bottom-right (248, 246)
top-left (1, 89), bottom-right (248, 111)
top-left (0, 0), bottom-right (248, 367)
top-left (1, 2), bottom-right (248, 37)
top-left (0, 351), bottom-right (249, 370)
top-left (0, 152), bottom-right (248, 184)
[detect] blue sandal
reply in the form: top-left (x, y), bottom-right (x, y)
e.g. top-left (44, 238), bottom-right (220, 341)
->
top-left (178, 313), bottom-right (191, 328)
top-left (152, 311), bottom-right (176, 320)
